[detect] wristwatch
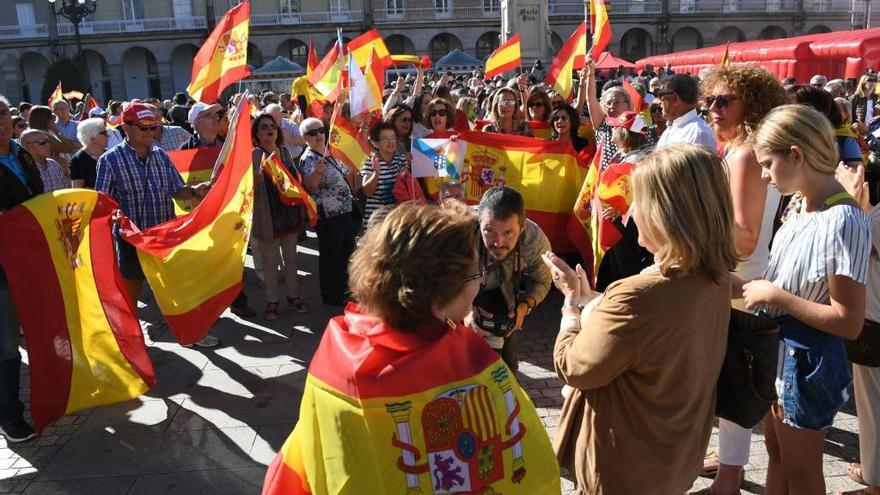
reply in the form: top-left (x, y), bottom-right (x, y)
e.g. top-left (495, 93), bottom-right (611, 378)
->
top-left (564, 299), bottom-right (583, 310)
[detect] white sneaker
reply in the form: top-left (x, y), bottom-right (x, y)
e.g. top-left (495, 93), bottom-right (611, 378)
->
top-left (185, 334), bottom-right (220, 348)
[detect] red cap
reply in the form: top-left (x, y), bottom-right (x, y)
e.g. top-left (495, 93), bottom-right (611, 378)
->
top-left (121, 102), bottom-right (159, 127)
top-left (607, 111), bottom-right (647, 134)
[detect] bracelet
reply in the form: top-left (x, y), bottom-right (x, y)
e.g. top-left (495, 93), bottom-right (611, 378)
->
top-left (564, 299), bottom-right (583, 309)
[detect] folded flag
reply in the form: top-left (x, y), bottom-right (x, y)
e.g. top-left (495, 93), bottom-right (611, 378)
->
top-left (187, 1), bottom-right (250, 103)
top-left (411, 138), bottom-right (461, 179)
top-left (0, 190), bottom-right (155, 433)
top-left (484, 33), bottom-right (521, 79)
top-left (261, 153), bottom-right (318, 227)
top-left (262, 304), bottom-right (560, 495)
top-left (121, 98), bottom-right (255, 345)
top-left (167, 147), bottom-right (221, 215)
top-left (329, 112), bottom-right (371, 172)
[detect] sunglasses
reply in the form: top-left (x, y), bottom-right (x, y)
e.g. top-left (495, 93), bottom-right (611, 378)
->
top-left (304, 127), bottom-right (326, 137)
top-left (704, 94), bottom-right (738, 110)
top-left (498, 100), bottom-right (516, 106)
top-left (259, 123), bottom-right (277, 131)
top-left (396, 116), bottom-right (412, 123)
top-left (551, 114), bottom-right (570, 122)
top-left (463, 267), bottom-right (485, 283)
top-left (429, 109), bottom-right (448, 117)
top-left (528, 101), bottom-right (545, 107)
top-left (126, 122), bottom-right (160, 132)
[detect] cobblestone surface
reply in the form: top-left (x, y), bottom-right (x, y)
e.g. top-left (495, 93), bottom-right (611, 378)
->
top-left (0, 233), bottom-right (866, 494)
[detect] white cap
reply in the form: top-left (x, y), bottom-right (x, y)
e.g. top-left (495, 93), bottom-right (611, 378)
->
top-left (187, 102), bottom-right (221, 127)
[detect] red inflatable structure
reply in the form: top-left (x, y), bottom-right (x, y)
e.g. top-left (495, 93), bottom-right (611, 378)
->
top-left (637, 28), bottom-right (880, 82)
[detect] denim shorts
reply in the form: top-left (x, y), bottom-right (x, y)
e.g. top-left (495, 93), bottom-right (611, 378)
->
top-left (769, 314), bottom-right (852, 431)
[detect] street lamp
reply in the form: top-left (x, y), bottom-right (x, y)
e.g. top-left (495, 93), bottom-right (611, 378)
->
top-left (48, 0), bottom-right (97, 58)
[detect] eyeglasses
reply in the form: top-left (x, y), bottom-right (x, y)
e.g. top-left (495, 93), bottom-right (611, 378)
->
top-left (463, 267), bottom-right (485, 283)
top-left (304, 127), bottom-right (326, 137)
top-left (528, 101), bottom-right (544, 107)
top-left (704, 94), bottom-right (738, 110)
top-left (428, 109), bottom-right (448, 117)
top-left (259, 123), bottom-right (277, 131)
top-left (551, 114), bottom-right (570, 122)
top-left (605, 99), bottom-right (629, 106)
top-left (377, 136), bottom-right (398, 143)
top-left (498, 100), bottom-right (516, 107)
top-left (656, 91), bottom-right (677, 100)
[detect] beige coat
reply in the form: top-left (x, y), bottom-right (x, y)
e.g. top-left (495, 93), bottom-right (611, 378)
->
top-left (553, 268), bottom-right (730, 495)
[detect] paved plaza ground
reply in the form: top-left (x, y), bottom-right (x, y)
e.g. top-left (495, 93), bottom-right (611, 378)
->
top-left (0, 232), bottom-right (867, 494)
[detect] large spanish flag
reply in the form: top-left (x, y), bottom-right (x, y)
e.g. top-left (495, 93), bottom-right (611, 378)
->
top-left (545, 23), bottom-right (587, 100)
top-left (121, 99), bottom-right (255, 345)
top-left (0, 190), bottom-right (155, 433)
top-left (431, 130), bottom-right (586, 252)
top-left (168, 147), bottom-right (221, 215)
top-left (187, 1), bottom-right (250, 103)
top-left (261, 153), bottom-right (318, 227)
top-left (485, 33), bottom-right (521, 79)
top-left (346, 29), bottom-right (392, 69)
top-left (329, 112), bottom-right (371, 172)
top-left (262, 304), bottom-right (560, 495)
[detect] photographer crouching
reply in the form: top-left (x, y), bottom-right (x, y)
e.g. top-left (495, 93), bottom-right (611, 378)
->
top-left (466, 186), bottom-right (552, 370)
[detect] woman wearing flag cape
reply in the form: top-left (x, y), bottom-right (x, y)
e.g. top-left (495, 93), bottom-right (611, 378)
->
top-left (262, 203), bottom-right (559, 494)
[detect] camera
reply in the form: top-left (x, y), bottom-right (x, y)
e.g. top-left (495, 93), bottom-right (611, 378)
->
top-left (473, 289), bottom-right (513, 337)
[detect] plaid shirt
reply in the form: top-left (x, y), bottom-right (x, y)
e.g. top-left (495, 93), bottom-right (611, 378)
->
top-left (95, 140), bottom-right (184, 229)
top-left (155, 125), bottom-right (192, 151)
top-left (36, 157), bottom-right (70, 192)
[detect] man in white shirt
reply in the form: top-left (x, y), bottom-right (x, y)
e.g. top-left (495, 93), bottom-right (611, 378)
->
top-left (655, 74), bottom-right (717, 151)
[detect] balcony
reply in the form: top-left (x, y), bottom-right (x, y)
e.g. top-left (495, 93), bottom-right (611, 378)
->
top-left (669, 0), bottom-right (798, 12)
top-left (248, 10), bottom-right (363, 25)
top-left (56, 16), bottom-right (206, 36)
top-left (549, 1), bottom-right (587, 15)
top-left (0, 24), bottom-right (48, 40)
top-left (608, 1), bottom-right (664, 14)
top-left (374, 6), bottom-right (500, 22)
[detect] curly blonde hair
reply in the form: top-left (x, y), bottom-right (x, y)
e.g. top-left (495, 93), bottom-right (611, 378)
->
top-left (349, 203), bottom-right (477, 332)
top-left (701, 66), bottom-right (790, 141)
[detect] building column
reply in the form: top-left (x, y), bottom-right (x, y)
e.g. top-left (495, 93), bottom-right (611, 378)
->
top-left (108, 63), bottom-right (126, 101)
top-left (157, 61), bottom-right (175, 100)
top-left (1, 65), bottom-right (23, 105)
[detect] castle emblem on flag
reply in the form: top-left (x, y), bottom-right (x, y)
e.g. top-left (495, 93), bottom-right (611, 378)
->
top-left (218, 31), bottom-right (248, 61)
top-left (55, 201), bottom-right (86, 269)
top-left (386, 365), bottom-right (528, 493)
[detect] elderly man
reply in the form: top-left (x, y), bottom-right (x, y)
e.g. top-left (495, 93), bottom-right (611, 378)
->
top-left (810, 74), bottom-right (828, 88)
top-left (95, 103), bottom-right (217, 347)
top-left (265, 103), bottom-right (305, 159)
top-left (19, 129), bottom-right (70, 192)
top-left (149, 105), bottom-right (192, 151)
top-left (0, 95), bottom-right (42, 442)
top-left (438, 179), bottom-right (466, 208)
top-left (655, 74), bottom-right (716, 150)
top-left (53, 100), bottom-right (78, 141)
top-left (466, 186), bottom-right (552, 371)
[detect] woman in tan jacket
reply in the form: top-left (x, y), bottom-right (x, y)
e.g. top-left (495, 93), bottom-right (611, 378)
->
top-left (544, 143), bottom-right (739, 495)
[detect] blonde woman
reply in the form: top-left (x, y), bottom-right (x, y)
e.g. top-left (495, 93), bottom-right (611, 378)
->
top-left (482, 87), bottom-right (533, 136)
top-left (546, 143), bottom-right (738, 495)
top-left (849, 72), bottom-right (878, 124)
top-left (742, 104), bottom-right (870, 495)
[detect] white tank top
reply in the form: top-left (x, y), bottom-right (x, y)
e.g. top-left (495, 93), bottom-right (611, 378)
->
top-left (736, 183), bottom-right (781, 280)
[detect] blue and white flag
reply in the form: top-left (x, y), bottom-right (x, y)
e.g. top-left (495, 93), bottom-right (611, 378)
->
top-left (412, 138), bottom-right (463, 178)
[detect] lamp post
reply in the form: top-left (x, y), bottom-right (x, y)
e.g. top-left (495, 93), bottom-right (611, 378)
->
top-left (48, 0), bottom-right (96, 95)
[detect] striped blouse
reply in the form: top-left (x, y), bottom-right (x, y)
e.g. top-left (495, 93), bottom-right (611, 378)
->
top-left (761, 203), bottom-right (871, 318)
top-left (360, 152), bottom-right (404, 224)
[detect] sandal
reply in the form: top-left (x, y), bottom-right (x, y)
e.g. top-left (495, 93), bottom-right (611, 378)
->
top-left (264, 302), bottom-right (279, 321)
top-left (288, 296), bottom-right (309, 314)
top-left (850, 463), bottom-right (869, 486)
top-left (701, 449), bottom-right (720, 478)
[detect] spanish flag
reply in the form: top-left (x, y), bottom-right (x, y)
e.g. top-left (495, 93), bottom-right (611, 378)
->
top-left (426, 130), bottom-right (586, 252)
top-left (47, 81), bottom-right (63, 107)
top-left (720, 43), bottom-right (731, 67)
top-left (593, 161), bottom-right (635, 275)
top-left (568, 143), bottom-right (603, 277)
top-left (187, 1), bottom-right (250, 103)
top-left (365, 47), bottom-right (385, 106)
top-left (528, 120), bottom-right (553, 139)
top-left (484, 33), bottom-right (521, 79)
top-left (589, 0), bottom-right (612, 61)
top-left (390, 54), bottom-right (432, 68)
top-left (292, 76), bottom-right (326, 119)
top-left (261, 153), bottom-right (318, 227)
top-left (0, 190), bottom-right (155, 433)
top-left (309, 32), bottom-right (345, 102)
top-left (121, 98), bottom-right (255, 345)
top-left (346, 29), bottom-right (392, 69)
top-left (329, 112), bottom-right (371, 172)
top-left (168, 147), bottom-right (221, 215)
top-left (622, 79), bottom-right (653, 125)
top-left (78, 94), bottom-right (99, 121)
top-left (262, 304), bottom-right (560, 495)
top-left (545, 23), bottom-right (587, 100)
top-left (307, 36), bottom-right (319, 76)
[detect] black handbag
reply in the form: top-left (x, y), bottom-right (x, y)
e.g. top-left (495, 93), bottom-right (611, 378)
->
top-left (846, 319), bottom-right (880, 367)
top-left (715, 309), bottom-right (780, 429)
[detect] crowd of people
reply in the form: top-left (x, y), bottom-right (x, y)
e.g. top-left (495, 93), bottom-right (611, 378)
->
top-left (1, 58), bottom-right (880, 495)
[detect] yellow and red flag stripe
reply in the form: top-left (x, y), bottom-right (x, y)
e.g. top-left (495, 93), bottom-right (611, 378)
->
top-left (589, 0), bottom-right (612, 61)
top-left (307, 36), bottom-right (319, 76)
top-left (187, 1), bottom-right (250, 103)
top-left (262, 304), bottom-right (560, 494)
top-left (528, 119), bottom-right (552, 139)
top-left (261, 153), bottom-right (318, 227)
top-left (308, 34), bottom-right (345, 102)
top-left (121, 99), bottom-right (255, 345)
top-left (545, 23), bottom-right (587, 100)
top-left (567, 142), bottom-right (603, 280)
top-left (329, 113), bottom-right (371, 172)
top-left (485, 33), bottom-right (521, 79)
top-left (0, 190), bottom-right (155, 433)
top-left (167, 147), bottom-right (221, 215)
top-left (390, 54), bottom-right (432, 68)
top-left (346, 29), bottom-right (392, 69)
top-left (592, 160), bottom-right (634, 275)
top-left (365, 47), bottom-right (385, 107)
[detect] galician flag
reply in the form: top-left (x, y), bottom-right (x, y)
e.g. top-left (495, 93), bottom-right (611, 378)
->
top-left (262, 304), bottom-right (561, 494)
top-left (411, 138), bottom-right (462, 179)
